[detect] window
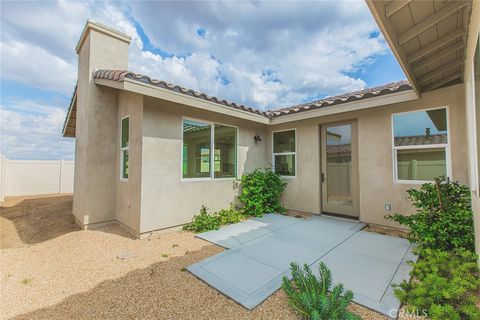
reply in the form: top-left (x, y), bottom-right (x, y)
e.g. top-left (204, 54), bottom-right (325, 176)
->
top-left (392, 108), bottom-right (449, 182)
top-left (120, 116), bottom-right (129, 180)
top-left (182, 119), bottom-right (237, 179)
top-left (273, 129), bottom-right (296, 176)
top-left (214, 124), bottom-right (237, 178)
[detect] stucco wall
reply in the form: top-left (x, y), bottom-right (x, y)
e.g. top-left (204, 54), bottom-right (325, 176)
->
top-left (115, 91), bottom-right (143, 233)
top-left (140, 97), bottom-right (268, 234)
top-left (268, 84), bottom-right (468, 227)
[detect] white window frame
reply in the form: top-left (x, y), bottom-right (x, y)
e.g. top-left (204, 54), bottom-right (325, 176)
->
top-left (120, 115), bottom-right (130, 182)
top-left (181, 117), bottom-right (238, 182)
top-left (272, 128), bottom-right (297, 178)
top-left (391, 106), bottom-right (451, 184)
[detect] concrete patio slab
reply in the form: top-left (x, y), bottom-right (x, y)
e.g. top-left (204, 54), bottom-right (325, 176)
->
top-left (188, 214), bottom-right (415, 317)
top-left (336, 231), bottom-right (411, 264)
top-left (233, 232), bottom-right (329, 271)
top-left (195, 214), bottom-right (300, 249)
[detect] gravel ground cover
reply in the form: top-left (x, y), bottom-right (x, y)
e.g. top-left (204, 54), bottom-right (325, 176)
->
top-left (1, 195), bottom-right (389, 320)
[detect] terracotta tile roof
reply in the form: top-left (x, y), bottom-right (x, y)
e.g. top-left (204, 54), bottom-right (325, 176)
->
top-left (94, 70), bottom-right (267, 116)
top-left (94, 70), bottom-right (411, 119)
top-left (270, 80), bottom-right (412, 117)
top-left (63, 70), bottom-right (412, 137)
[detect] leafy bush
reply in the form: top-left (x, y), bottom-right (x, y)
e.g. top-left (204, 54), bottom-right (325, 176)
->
top-left (183, 205), bottom-right (245, 233)
top-left (386, 177), bottom-right (475, 251)
top-left (238, 168), bottom-right (287, 217)
top-left (394, 248), bottom-right (480, 320)
top-left (217, 205), bottom-right (245, 225)
top-left (282, 262), bottom-right (361, 320)
top-left (183, 206), bottom-right (220, 233)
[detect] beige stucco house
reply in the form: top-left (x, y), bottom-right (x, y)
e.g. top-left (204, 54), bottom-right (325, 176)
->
top-left (63, 0), bottom-right (480, 256)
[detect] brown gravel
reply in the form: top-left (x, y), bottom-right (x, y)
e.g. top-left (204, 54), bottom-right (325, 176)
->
top-left (1, 195), bottom-right (388, 320)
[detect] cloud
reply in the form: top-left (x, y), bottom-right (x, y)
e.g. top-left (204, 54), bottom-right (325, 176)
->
top-left (0, 100), bottom-right (74, 160)
top-left (1, 0), bottom-right (389, 108)
top-left (0, 0), bottom-right (396, 159)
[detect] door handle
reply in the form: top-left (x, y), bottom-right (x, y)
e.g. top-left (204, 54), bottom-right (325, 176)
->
top-left (321, 172), bottom-right (325, 183)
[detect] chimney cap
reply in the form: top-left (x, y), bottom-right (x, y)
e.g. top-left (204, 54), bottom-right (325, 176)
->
top-left (75, 19), bottom-right (132, 54)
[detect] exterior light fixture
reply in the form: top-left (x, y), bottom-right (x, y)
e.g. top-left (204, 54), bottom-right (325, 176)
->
top-left (254, 133), bottom-right (262, 142)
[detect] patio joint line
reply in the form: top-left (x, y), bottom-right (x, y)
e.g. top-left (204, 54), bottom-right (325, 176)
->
top-left (378, 243), bottom-right (413, 302)
top-left (198, 265), bottom-right (253, 296)
top-left (228, 216), bottom-right (305, 249)
top-left (234, 248), bottom-right (288, 273)
top-left (307, 227), bottom-right (363, 269)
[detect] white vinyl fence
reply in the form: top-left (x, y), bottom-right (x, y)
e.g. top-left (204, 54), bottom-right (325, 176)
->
top-left (0, 155), bottom-right (74, 201)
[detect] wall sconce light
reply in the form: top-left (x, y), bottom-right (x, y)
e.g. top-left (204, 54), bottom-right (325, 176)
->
top-left (254, 133), bottom-right (262, 142)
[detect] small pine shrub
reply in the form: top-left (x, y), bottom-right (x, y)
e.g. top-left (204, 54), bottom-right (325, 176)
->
top-left (238, 168), bottom-right (287, 217)
top-left (282, 262), bottom-right (361, 320)
top-left (394, 248), bottom-right (480, 320)
top-left (386, 177), bottom-right (475, 251)
top-left (183, 206), bottom-right (220, 233)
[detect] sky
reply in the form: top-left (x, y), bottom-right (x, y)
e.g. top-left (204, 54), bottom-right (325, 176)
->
top-left (0, 0), bottom-right (406, 160)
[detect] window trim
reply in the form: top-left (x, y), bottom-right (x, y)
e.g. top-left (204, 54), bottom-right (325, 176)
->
top-left (120, 115), bottom-right (130, 182)
top-left (272, 128), bottom-right (297, 178)
top-left (181, 117), bottom-right (239, 182)
top-left (391, 106), bottom-right (451, 184)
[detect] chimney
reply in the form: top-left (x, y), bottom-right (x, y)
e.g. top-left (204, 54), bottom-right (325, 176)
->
top-left (72, 20), bottom-right (132, 227)
top-left (425, 127), bottom-right (431, 137)
top-left (76, 19), bottom-right (131, 74)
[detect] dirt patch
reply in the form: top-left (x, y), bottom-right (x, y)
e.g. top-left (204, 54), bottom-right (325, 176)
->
top-left (363, 224), bottom-right (409, 239)
top-left (284, 210), bottom-right (313, 219)
top-left (1, 195), bottom-right (387, 320)
top-left (0, 194), bottom-right (79, 249)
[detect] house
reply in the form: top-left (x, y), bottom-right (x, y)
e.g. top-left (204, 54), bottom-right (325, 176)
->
top-left (62, 0), bottom-right (480, 258)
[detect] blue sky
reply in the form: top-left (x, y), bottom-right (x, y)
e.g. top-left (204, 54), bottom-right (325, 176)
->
top-left (0, 0), bottom-right (406, 160)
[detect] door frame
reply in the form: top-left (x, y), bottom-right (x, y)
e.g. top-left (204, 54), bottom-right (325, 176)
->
top-left (320, 120), bottom-right (360, 217)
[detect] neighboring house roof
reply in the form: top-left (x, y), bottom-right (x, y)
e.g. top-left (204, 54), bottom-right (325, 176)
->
top-left (326, 144), bottom-right (351, 154)
top-left (62, 69), bottom-right (412, 137)
top-left (394, 133), bottom-right (448, 146)
top-left (326, 133), bottom-right (448, 155)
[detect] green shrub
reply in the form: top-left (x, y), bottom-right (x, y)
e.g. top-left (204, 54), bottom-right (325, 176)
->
top-left (282, 262), bottom-right (361, 320)
top-left (217, 205), bottom-right (245, 225)
top-left (394, 248), bottom-right (480, 320)
top-left (183, 206), bottom-right (220, 233)
top-left (238, 168), bottom-right (287, 217)
top-left (386, 177), bottom-right (475, 251)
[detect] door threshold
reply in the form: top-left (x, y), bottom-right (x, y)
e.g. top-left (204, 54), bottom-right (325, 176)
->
top-left (320, 211), bottom-right (360, 221)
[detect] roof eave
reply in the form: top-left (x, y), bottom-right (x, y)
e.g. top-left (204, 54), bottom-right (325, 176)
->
top-left (95, 77), bottom-right (271, 125)
top-left (62, 89), bottom-right (77, 138)
top-left (270, 88), bottom-right (417, 125)
top-left (366, 0), bottom-right (421, 98)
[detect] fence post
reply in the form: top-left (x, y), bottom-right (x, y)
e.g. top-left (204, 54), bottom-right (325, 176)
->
top-left (0, 154), bottom-right (6, 202)
top-left (59, 159), bottom-right (64, 194)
